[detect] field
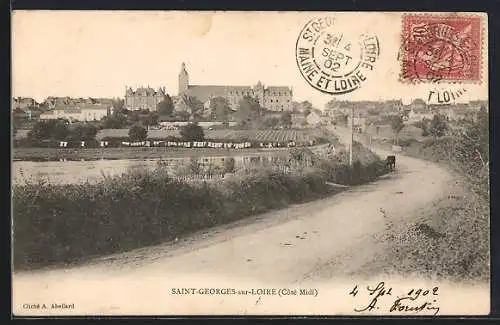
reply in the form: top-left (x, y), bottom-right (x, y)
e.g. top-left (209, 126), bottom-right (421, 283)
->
top-left (97, 128), bottom-right (321, 144)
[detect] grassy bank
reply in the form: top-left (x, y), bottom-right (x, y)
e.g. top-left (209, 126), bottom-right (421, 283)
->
top-left (13, 143), bottom-right (387, 270)
top-left (377, 181), bottom-right (489, 282)
top-left (362, 117), bottom-right (489, 282)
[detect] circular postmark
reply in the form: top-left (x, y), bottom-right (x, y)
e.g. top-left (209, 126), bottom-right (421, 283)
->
top-left (295, 17), bottom-right (380, 95)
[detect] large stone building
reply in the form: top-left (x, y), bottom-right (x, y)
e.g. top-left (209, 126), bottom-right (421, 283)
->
top-left (176, 63), bottom-right (293, 112)
top-left (125, 86), bottom-right (166, 111)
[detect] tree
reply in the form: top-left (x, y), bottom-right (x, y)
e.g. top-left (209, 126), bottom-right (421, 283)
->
top-left (176, 111), bottom-right (191, 121)
top-left (401, 109), bottom-right (410, 121)
top-left (301, 101), bottom-right (313, 111)
top-left (428, 114), bottom-right (448, 139)
top-left (180, 123), bottom-right (205, 142)
top-left (12, 113), bottom-right (24, 138)
top-left (302, 101), bottom-right (313, 117)
top-left (236, 95), bottom-right (262, 126)
top-left (413, 118), bottom-right (430, 136)
top-left (28, 119), bottom-right (69, 141)
top-left (281, 111), bottom-right (292, 129)
top-left (112, 99), bottom-right (125, 110)
top-left (128, 125), bottom-right (148, 142)
top-left (291, 101), bottom-right (302, 113)
top-left (140, 111), bottom-right (159, 130)
top-left (70, 123), bottom-right (98, 141)
top-left (263, 117), bottom-right (280, 129)
top-left (186, 96), bottom-right (205, 119)
top-left (335, 113), bottom-right (348, 126)
top-left (390, 115), bottom-right (405, 145)
top-left (127, 110), bottom-right (140, 123)
top-left (147, 112), bottom-right (159, 127)
top-left (209, 96), bottom-right (231, 122)
top-left (100, 112), bottom-right (128, 129)
top-left (157, 95), bottom-right (174, 116)
top-left (324, 99), bottom-right (337, 110)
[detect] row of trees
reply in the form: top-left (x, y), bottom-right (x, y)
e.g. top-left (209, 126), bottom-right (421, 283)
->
top-left (22, 118), bottom-right (207, 144)
top-left (27, 119), bottom-right (99, 142)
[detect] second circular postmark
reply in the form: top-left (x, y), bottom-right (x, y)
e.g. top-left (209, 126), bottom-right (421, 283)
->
top-left (295, 17), bottom-right (380, 95)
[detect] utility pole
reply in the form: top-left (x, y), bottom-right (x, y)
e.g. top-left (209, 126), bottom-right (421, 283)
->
top-left (349, 106), bottom-right (354, 167)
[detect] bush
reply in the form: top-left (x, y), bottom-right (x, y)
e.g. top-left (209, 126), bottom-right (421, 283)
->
top-left (223, 157), bottom-right (235, 173)
top-left (180, 123), bottom-right (205, 142)
top-left (128, 125), bottom-right (148, 142)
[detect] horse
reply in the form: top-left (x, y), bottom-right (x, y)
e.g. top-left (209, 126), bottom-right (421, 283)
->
top-left (386, 155), bottom-right (396, 171)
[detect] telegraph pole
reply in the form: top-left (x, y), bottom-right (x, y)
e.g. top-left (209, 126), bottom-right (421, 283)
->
top-left (349, 106), bottom-right (354, 167)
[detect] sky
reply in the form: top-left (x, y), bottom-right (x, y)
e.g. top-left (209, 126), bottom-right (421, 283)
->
top-left (12, 11), bottom-right (488, 109)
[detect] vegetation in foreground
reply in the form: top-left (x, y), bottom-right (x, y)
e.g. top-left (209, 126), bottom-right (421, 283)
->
top-left (376, 184), bottom-right (489, 283)
top-left (13, 143), bottom-right (387, 270)
top-left (371, 107), bottom-right (489, 282)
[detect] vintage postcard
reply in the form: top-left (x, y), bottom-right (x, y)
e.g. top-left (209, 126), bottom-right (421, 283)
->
top-left (11, 11), bottom-right (489, 316)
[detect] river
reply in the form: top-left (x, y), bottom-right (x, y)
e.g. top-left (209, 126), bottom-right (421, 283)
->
top-left (12, 155), bottom-right (289, 185)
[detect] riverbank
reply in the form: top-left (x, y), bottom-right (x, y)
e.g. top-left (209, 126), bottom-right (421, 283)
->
top-left (12, 146), bottom-right (297, 161)
top-left (12, 143), bottom-right (388, 270)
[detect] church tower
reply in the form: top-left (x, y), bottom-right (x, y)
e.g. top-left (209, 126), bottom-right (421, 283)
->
top-left (178, 62), bottom-right (189, 95)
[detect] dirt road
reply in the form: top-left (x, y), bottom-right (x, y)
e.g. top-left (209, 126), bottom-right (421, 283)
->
top-left (13, 127), bottom-right (488, 315)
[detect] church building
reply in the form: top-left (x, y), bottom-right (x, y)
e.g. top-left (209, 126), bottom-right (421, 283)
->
top-left (175, 63), bottom-right (293, 112)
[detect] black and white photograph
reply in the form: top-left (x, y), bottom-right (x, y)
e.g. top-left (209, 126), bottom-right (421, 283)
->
top-left (11, 11), bottom-right (490, 315)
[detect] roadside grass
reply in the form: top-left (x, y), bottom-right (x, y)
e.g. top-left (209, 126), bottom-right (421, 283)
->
top-left (13, 143), bottom-right (388, 270)
top-left (375, 178), bottom-right (489, 283)
top-left (365, 127), bottom-right (489, 282)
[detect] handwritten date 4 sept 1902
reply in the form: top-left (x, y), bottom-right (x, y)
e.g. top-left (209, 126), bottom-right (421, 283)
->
top-left (349, 281), bottom-right (440, 315)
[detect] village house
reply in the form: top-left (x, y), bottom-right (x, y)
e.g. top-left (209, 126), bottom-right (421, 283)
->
top-left (426, 103), bottom-right (478, 122)
top-left (365, 123), bottom-right (394, 140)
top-left (407, 106), bottom-right (434, 123)
top-left (431, 104), bottom-right (477, 122)
top-left (306, 110), bottom-right (322, 126)
top-left (385, 100), bottom-right (404, 112)
top-left (452, 106), bottom-right (478, 122)
top-left (409, 98), bottom-right (427, 111)
top-left (347, 114), bottom-right (367, 132)
top-left (40, 103), bottom-right (113, 122)
top-left (43, 97), bottom-right (74, 109)
top-left (291, 113), bottom-right (307, 128)
top-left (12, 97), bottom-right (38, 111)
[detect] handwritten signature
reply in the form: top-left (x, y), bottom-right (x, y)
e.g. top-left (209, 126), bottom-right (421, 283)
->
top-left (349, 281), bottom-right (440, 316)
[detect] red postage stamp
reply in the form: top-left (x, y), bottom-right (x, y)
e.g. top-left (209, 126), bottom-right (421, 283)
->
top-left (400, 14), bottom-right (482, 83)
